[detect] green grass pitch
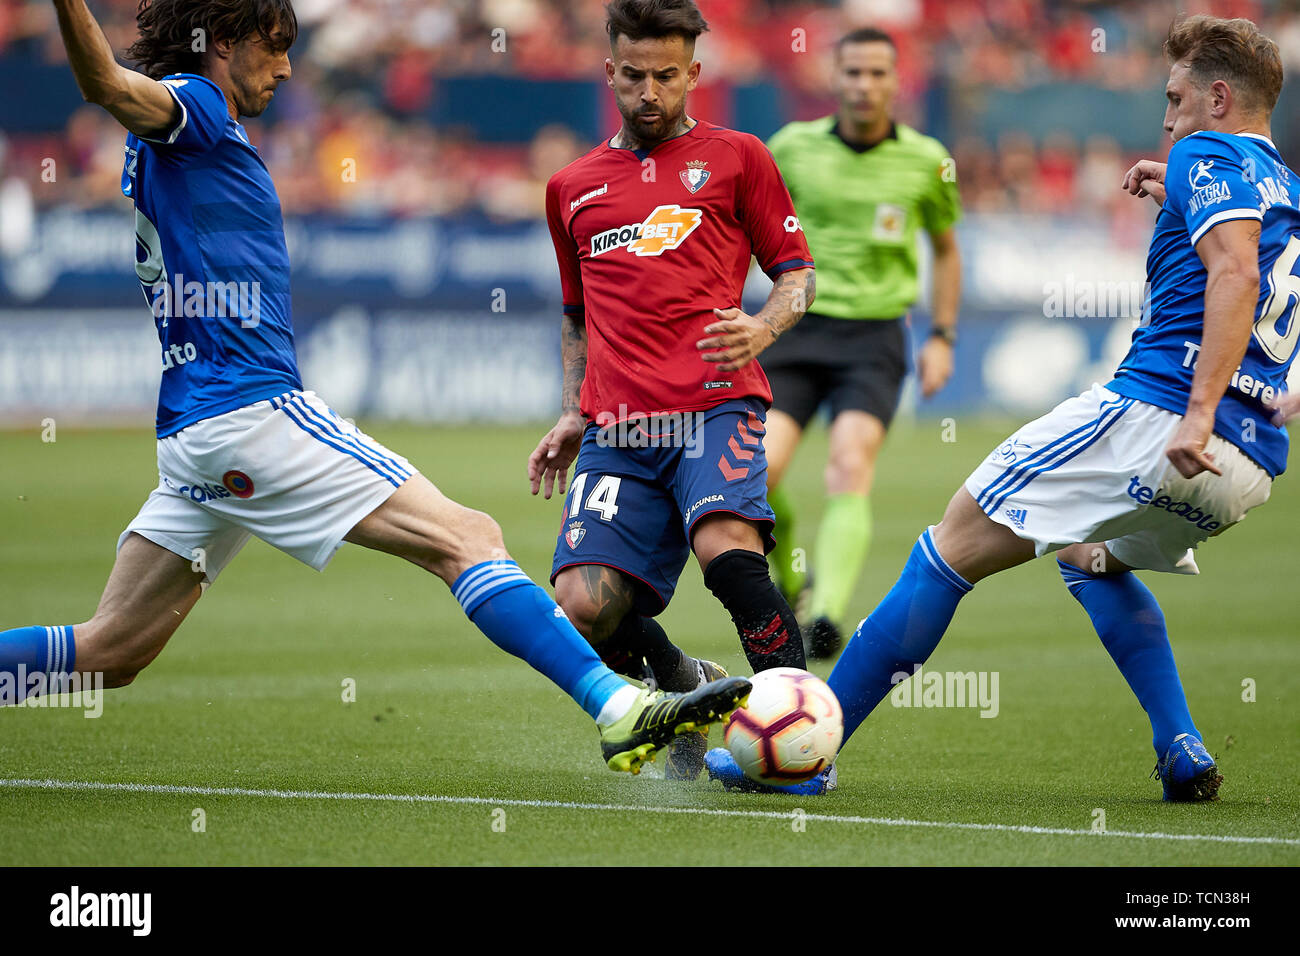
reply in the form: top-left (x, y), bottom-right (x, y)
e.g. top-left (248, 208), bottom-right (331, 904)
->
top-left (0, 418), bottom-right (1296, 865)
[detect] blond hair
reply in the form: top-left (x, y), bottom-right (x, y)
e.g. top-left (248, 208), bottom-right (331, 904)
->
top-left (1165, 15), bottom-right (1283, 115)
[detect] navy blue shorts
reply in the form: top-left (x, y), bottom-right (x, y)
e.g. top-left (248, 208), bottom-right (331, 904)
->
top-left (550, 398), bottom-right (776, 615)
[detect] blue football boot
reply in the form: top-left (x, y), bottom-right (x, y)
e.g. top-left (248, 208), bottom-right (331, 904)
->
top-left (704, 747), bottom-right (837, 795)
top-left (1154, 734), bottom-right (1222, 801)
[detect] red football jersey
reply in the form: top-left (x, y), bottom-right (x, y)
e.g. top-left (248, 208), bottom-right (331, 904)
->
top-left (545, 120), bottom-right (814, 422)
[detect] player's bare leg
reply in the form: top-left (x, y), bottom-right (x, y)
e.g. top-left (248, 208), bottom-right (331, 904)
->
top-left (691, 510), bottom-right (765, 567)
top-left (73, 535), bottom-right (206, 687)
top-left (1055, 541), bottom-right (1133, 576)
top-left (1055, 541), bottom-right (1218, 800)
top-left (0, 533), bottom-right (204, 706)
top-left (554, 562), bottom-right (726, 779)
top-left (929, 487), bottom-right (1037, 583)
top-left (553, 565), bottom-right (637, 644)
top-left (0, 535), bottom-right (202, 707)
top-left (343, 474), bottom-right (510, 583)
top-left (346, 474), bottom-right (750, 772)
top-left (554, 564), bottom-right (707, 692)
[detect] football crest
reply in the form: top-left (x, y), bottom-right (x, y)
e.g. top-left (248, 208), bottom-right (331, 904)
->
top-left (680, 160), bottom-right (710, 193)
top-left (565, 521), bottom-right (586, 549)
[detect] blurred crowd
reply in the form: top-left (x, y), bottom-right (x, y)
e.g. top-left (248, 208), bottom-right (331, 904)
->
top-left (2, 0), bottom-right (1299, 222)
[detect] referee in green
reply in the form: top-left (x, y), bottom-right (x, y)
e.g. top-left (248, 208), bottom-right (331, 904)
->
top-left (763, 26), bottom-right (963, 659)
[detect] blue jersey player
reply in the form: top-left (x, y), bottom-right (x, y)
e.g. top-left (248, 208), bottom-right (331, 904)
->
top-left (0, 0), bottom-right (751, 773)
top-left (709, 14), bottom-right (1297, 799)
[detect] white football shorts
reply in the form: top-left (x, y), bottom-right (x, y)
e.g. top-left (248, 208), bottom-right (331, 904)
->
top-left (964, 384), bottom-right (1272, 574)
top-left (118, 390), bottom-right (417, 584)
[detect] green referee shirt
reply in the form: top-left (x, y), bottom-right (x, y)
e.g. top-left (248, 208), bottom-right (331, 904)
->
top-left (767, 117), bottom-right (961, 320)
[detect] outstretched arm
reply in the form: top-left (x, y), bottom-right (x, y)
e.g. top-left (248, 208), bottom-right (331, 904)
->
top-left (52, 0), bottom-right (178, 136)
top-left (697, 266), bottom-right (815, 373)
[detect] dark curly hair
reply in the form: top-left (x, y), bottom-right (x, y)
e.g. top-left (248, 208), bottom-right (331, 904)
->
top-left (125, 0), bottom-right (298, 80)
top-left (605, 0), bottom-right (709, 49)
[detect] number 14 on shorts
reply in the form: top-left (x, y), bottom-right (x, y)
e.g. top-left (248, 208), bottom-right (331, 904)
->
top-left (567, 474), bottom-right (622, 521)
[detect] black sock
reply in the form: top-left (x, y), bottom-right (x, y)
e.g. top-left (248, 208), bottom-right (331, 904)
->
top-left (607, 614), bottom-right (698, 692)
top-left (595, 629), bottom-right (648, 682)
top-left (703, 548), bottom-right (806, 672)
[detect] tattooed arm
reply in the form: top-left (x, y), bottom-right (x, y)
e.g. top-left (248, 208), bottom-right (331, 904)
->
top-left (559, 313), bottom-right (587, 417)
top-left (528, 313), bottom-right (588, 498)
top-left (696, 267), bottom-right (815, 373)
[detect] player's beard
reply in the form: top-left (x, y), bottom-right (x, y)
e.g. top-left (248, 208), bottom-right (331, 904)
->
top-left (620, 100), bottom-right (688, 150)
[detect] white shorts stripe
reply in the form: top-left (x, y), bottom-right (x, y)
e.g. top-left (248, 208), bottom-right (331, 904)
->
top-left (120, 390), bottom-right (418, 581)
top-left (279, 401), bottom-right (405, 488)
top-left (977, 393), bottom-right (1130, 511)
top-left (286, 396), bottom-right (411, 485)
top-left (964, 384), bottom-right (1271, 572)
top-left (282, 398), bottom-right (409, 487)
top-left (981, 397), bottom-right (1131, 516)
top-left (978, 395), bottom-right (1131, 514)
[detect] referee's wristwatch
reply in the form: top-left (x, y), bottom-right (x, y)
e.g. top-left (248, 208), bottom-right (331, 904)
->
top-left (929, 325), bottom-right (957, 346)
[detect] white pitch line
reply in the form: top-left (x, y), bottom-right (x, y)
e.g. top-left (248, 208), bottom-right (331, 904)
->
top-left (2, 777), bottom-right (1297, 848)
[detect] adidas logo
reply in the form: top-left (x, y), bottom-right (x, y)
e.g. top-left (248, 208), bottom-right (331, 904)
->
top-left (1004, 508), bottom-right (1028, 530)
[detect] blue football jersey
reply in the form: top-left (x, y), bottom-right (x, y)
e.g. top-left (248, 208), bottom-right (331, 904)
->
top-left (1109, 131), bottom-right (1300, 476)
top-left (121, 73), bottom-right (301, 437)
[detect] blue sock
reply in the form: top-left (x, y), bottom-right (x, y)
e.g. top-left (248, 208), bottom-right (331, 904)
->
top-left (828, 529), bottom-right (972, 747)
top-left (451, 561), bottom-right (627, 720)
top-left (1057, 560), bottom-right (1198, 754)
top-left (0, 625), bottom-right (76, 703)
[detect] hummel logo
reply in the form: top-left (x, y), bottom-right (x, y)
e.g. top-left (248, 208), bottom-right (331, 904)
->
top-left (1004, 508), bottom-right (1028, 530)
top-left (571, 183), bottom-right (608, 211)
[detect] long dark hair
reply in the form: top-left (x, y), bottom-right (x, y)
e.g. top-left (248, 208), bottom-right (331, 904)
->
top-left (125, 0), bottom-right (298, 79)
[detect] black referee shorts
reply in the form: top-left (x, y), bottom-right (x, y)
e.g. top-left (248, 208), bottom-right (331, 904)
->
top-left (761, 312), bottom-right (910, 429)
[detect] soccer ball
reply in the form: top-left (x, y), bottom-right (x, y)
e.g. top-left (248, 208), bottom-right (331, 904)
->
top-left (724, 667), bottom-right (843, 785)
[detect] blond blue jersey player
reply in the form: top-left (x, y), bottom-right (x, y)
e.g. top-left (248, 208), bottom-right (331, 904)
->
top-left (0, 0), bottom-right (751, 773)
top-left (709, 14), bottom-right (1297, 799)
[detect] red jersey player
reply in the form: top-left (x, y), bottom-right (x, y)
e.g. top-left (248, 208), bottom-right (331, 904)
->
top-left (527, 0), bottom-right (816, 780)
